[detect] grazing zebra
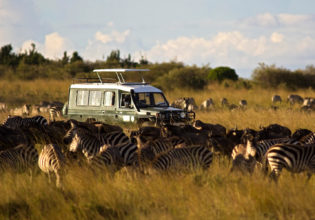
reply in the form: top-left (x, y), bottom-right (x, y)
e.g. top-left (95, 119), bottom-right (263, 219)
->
top-left (265, 143), bottom-right (315, 180)
top-left (3, 115), bottom-right (48, 129)
top-left (64, 123), bottom-right (131, 159)
top-left (38, 144), bottom-right (66, 188)
top-left (138, 137), bottom-right (181, 165)
top-left (231, 136), bottom-right (300, 172)
top-left (90, 142), bottom-right (138, 172)
top-left (88, 146), bottom-right (123, 172)
top-left (152, 146), bottom-right (213, 171)
top-left (0, 144), bottom-right (38, 174)
top-left (245, 137), bottom-right (299, 163)
top-left (199, 98), bottom-right (215, 111)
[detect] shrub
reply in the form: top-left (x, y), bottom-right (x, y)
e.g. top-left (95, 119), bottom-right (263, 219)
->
top-left (154, 66), bottom-right (209, 91)
top-left (252, 63), bottom-right (315, 89)
top-left (208, 66), bottom-right (238, 83)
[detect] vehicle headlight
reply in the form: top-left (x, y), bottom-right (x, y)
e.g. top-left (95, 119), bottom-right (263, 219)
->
top-left (180, 112), bottom-right (186, 118)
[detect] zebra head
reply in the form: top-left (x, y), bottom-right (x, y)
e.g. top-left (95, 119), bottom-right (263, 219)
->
top-left (69, 133), bottom-right (82, 152)
top-left (245, 134), bottom-right (257, 158)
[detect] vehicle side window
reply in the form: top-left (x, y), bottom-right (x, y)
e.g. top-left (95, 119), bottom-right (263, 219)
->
top-left (104, 91), bottom-right (115, 107)
top-left (89, 91), bottom-right (102, 106)
top-left (76, 90), bottom-right (89, 106)
top-left (121, 93), bottom-right (131, 108)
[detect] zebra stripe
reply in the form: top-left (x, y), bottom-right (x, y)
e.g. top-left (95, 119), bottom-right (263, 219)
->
top-left (65, 123), bottom-right (131, 159)
top-left (38, 144), bottom-right (66, 188)
top-left (138, 137), bottom-right (179, 165)
top-left (265, 143), bottom-right (315, 179)
top-left (0, 144), bottom-right (38, 173)
top-left (49, 106), bottom-right (63, 122)
top-left (246, 137), bottom-right (300, 163)
top-left (89, 142), bottom-right (138, 171)
top-left (152, 146), bottom-right (213, 171)
top-left (301, 132), bottom-right (315, 144)
top-left (3, 115), bottom-right (48, 129)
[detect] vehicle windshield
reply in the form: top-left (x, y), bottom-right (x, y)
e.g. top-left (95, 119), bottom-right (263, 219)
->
top-left (133, 92), bottom-right (169, 108)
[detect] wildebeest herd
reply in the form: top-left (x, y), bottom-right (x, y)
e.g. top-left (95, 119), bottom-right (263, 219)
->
top-left (0, 113), bottom-right (314, 189)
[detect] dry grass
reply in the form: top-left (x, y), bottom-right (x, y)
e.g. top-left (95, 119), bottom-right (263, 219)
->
top-left (0, 80), bottom-right (315, 219)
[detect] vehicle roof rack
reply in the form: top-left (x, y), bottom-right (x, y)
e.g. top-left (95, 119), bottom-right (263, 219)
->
top-left (93, 69), bottom-right (150, 84)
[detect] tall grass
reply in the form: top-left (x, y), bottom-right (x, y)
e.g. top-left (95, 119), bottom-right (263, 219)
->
top-left (0, 80), bottom-right (315, 219)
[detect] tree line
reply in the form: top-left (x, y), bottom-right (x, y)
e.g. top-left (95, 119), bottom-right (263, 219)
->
top-left (0, 43), bottom-right (314, 90)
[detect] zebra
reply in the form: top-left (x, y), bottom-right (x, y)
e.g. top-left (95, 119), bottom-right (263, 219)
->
top-left (231, 135), bottom-right (300, 172)
top-left (90, 142), bottom-right (138, 172)
top-left (38, 144), bottom-right (66, 188)
top-left (199, 98), bottom-right (215, 111)
top-left (64, 122), bottom-right (131, 159)
top-left (3, 115), bottom-right (48, 129)
top-left (152, 146), bottom-right (213, 171)
top-left (299, 132), bottom-right (315, 145)
top-left (0, 144), bottom-right (38, 175)
top-left (9, 104), bottom-right (31, 116)
top-left (49, 106), bottom-right (63, 122)
top-left (265, 143), bottom-right (315, 180)
top-left (88, 146), bottom-right (123, 173)
top-left (137, 137), bottom-right (181, 166)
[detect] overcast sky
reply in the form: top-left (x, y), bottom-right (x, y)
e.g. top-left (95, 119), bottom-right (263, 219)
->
top-left (1, 0), bottom-right (315, 78)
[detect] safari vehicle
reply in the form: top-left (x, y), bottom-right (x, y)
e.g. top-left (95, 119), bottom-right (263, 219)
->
top-left (62, 69), bottom-right (195, 126)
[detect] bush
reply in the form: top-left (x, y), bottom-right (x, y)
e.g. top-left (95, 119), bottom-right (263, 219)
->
top-left (252, 63), bottom-right (315, 89)
top-left (208, 66), bottom-right (238, 83)
top-left (154, 66), bottom-right (209, 91)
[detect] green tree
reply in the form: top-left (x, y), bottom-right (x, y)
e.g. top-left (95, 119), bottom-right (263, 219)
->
top-left (0, 44), bottom-right (19, 66)
top-left (61, 51), bottom-right (69, 65)
top-left (70, 51), bottom-right (83, 63)
top-left (208, 66), bottom-right (238, 82)
top-left (21, 43), bottom-right (46, 65)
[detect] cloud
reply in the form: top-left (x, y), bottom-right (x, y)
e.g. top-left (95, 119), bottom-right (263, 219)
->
top-left (44, 32), bottom-right (72, 59)
top-left (20, 32), bottom-right (72, 59)
top-left (242, 13), bottom-right (315, 27)
top-left (270, 32), bottom-right (284, 43)
top-left (140, 31), bottom-right (315, 77)
top-left (95, 29), bottom-right (131, 44)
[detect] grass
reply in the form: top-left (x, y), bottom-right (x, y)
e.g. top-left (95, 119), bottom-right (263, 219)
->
top-left (0, 79), bottom-right (315, 219)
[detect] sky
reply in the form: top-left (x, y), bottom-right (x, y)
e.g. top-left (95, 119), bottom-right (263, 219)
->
top-left (0, 0), bottom-right (315, 78)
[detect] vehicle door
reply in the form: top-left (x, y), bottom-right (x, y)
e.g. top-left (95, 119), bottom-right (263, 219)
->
top-left (117, 91), bottom-right (137, 123)
top-left (100, 90), bottom-right (117, 122)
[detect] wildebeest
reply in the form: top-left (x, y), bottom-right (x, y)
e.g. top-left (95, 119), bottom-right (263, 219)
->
top-left (239, 100), bottom-right (247, 108)
top-left (193, 120), bottom-right (226, 137)
top-left (272, 95), bottom-right (282, 104)
top-left (221, 98), bottom-right (229, 107)
top-left (287, 94), bottom-right (303, 105)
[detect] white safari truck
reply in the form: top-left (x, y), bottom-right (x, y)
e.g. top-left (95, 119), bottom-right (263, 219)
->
top-left (62, 69), bottom-right (195, 126)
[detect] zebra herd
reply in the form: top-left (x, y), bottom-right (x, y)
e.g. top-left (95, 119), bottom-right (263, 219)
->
top-left (0, 115), bottom-right (314, 188)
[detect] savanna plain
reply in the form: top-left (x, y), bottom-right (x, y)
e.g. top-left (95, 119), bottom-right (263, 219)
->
top-left (0, 80), bottom-right (314, 220)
